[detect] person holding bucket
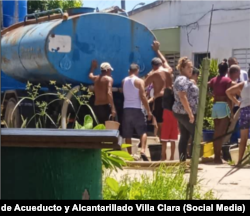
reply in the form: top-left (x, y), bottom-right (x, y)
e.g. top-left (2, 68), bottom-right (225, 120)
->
top-left (89, 60), bottom-right (116, 124)
top-left (122, 64), bottom-right (152, 158)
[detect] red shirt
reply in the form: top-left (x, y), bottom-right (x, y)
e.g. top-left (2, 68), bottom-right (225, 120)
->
top-left (209, 75), bottom-right (232, 97)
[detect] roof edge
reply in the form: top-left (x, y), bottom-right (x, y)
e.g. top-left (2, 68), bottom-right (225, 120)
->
top-left (128, 0), bottom-right (168, 16)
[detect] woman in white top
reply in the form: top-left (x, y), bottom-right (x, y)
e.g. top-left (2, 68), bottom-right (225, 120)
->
top-left (226, 68), bottom-right (250, 165)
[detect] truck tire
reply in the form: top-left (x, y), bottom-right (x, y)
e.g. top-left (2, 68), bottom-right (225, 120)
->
top-left (4, 98), bottom-right (20, 128)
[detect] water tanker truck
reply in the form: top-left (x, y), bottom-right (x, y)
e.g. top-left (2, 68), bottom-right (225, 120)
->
top-left (1, 6), bottom-right (156, 129)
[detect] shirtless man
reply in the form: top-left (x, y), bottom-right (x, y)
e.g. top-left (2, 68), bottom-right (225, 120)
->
top-left (144, 41), bottom-right (173, 137)
top-left (145, 41), bottom-right (175, 160)
top-left (89, 60), bottom-right (116, 124)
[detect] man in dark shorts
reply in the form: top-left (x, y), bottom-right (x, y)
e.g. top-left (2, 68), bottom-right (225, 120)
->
top-left (145, 41), bottom-right (173, 138)
top-left (89, 60), bottom-right (116, 124)
top-left (122, 64), bottom-right (152, 157)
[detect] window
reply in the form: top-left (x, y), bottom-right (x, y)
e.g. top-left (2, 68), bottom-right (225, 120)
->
top-left (194, 53), bottom-right (210, 69)
top-left (233, 49), bottom-right (250, 71)
top-left (165, 53), bottom-right (180, 79)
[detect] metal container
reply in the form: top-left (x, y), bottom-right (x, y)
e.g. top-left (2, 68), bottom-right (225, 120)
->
top-left (1, 12), bottom-right (156, 87)
top-left (1, 128), bottom-right (120, 199)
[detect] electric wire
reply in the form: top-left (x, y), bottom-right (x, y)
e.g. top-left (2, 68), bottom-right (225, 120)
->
top-left (179, 7), bottom-right (250, 47)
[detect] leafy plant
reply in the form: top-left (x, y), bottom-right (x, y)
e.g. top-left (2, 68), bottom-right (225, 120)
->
top-left (74, 115), bottom-right (100, 130)
top-left (8, 82), bottom-right (59, 128)
top-left (28, 0), bottom-right (83, 14)
top-left (199, 59), bottom-right (218, 130)
top-left (203, 117), bottom-right (214, 130)
top-left (105, 177), bottom-right (129, 200)
top-left (74, 115), bottom-right (134, 172)
top-left (228, 160), bottom-right (235, 166)
top-left (103, 165), bottom-right (216, 200)
top-left (7, 81), bottom-right (133, 173)
top-left (102, 144), bottom-right (134, 173)
top-left (9, 81), bottom-right (97, 128)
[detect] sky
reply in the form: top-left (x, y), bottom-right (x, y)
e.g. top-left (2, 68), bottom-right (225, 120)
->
top-left (83, 0), bottom-right (156, 12)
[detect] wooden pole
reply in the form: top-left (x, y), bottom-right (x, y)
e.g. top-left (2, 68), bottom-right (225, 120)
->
top-left (207, 5), bottom-right (214, 57)
top-left (186, 58), bottom-right (210, 200)
top-left (186, 4), bottom-right (214, 200)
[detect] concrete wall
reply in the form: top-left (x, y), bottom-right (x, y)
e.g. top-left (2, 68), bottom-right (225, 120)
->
top-left (130, 0), bottom-right (250, 69)
top-left (130, 0), bottom-right (180, 30)
top-left (180, 0), bottom-right (250, 67)
top-left (152, 27), bottom-right (180, 54)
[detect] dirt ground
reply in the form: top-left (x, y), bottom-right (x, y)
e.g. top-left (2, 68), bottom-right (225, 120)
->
top-left (113, 163), bottom-right (250, 200)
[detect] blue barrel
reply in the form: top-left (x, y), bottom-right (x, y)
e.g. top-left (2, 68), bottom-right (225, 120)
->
top-left (2, 0), bottom-right (27, 27)
top-left (1, 13), bottom-right (156, 87)
top-left (18, 0), bottom-right (28, 21)
top-left (1, 0), bottom-right (28, 92)
top-left (202, 130), bottom-right (214, 142)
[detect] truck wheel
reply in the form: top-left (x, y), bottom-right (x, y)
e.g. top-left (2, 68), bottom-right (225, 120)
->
top-left (4, 98), bottom-right (20, 128)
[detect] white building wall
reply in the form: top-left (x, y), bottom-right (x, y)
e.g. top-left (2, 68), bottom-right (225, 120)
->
top-left (130, 0), bottom-right (181, 29)
top-left (130, 0), bottom-right (250, 69)
top-left (180, 1), bottom-right (250, 66)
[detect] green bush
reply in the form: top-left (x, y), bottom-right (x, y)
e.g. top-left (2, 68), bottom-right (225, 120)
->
top-left (103, 165), bottom-right (216, 200)
top-left (199, 59), bottom-right (218, 130)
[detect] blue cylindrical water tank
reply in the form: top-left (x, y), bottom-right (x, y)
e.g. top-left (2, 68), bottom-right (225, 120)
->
top-left (2, 0), bottom-right (27, 28)
top-left (1, 13), bottom-right (156, 87)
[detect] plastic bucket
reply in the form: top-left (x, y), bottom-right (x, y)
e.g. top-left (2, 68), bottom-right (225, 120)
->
top-left (147, 136), bottom-right (160, 145)
top-left (105, 121), bottom-right (120, 130)
top-left (230, 147), bottom-right (239, 164)
top-left (148, 144), bottom-right (162, 161)
top-left (222, 144), bottom-right (233, 161)
top-left (229, 145), bottom-right (249, 164)
top-left (202, 130), bottom-right (214, 142)
top-left (203, 142), bottom-right (214, 157)
top-left (121, 138), bottom-right (140, 155)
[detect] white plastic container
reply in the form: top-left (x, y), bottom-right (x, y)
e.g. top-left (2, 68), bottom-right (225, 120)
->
top-left (229, 144), bottom-right (249, 164)
top-left (131, 138), bottom-right (140, 155)
top-left (122, 138), bottom-right (140, 155)
top-left (147, 136), bottom-right (160, 145)
top-left (121, 135), bottom-right (180, 161)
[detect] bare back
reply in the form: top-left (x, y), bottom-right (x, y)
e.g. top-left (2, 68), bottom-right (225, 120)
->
top-left (145, 67), bottom-right (172, 98)
top-left (94, 75), bottom-right (112, 105)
